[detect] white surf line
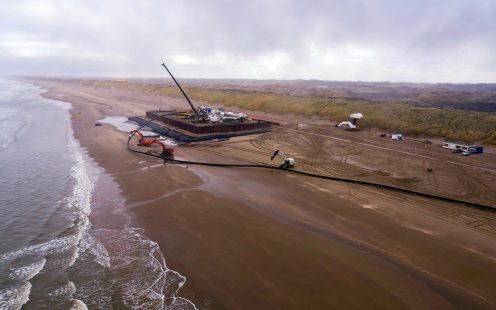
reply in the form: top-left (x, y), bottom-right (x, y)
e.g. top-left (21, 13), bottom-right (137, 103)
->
top-left (286, 128), bottom-right (496, 173)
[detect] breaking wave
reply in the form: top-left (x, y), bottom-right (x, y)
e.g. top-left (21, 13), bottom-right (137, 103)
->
top-left (0, 282), bottom-right (32, 310)
top-left (0, 80), bottom-right (96, 310)
top-left (92, 228), bottom-right (197, 309)
top-left (0, 79), bottom-right (196, 309)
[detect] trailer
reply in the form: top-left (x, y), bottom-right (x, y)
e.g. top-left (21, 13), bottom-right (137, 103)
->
top-left (442, 141), bottom-right (483, 154)
top-left (442, 142), bottom-right (459, 150)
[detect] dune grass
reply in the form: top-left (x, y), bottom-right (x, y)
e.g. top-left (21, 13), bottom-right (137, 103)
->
top-left (83, 80), bottom-right (496, 144)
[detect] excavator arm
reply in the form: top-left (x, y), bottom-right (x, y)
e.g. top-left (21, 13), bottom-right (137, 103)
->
top-left (269, 149), bottom-right (294, 169)
top-left (130, 129), bottom-right (154, 146)
top-left (130, 129), bottom-right (144, 140)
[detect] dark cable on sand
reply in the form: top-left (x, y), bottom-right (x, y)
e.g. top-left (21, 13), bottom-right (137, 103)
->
top-left (127, 126), bottom-right (495, 213)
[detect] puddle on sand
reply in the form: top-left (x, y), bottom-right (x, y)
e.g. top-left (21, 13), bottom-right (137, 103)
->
top-left (99, 116), bottom-right (178, 146)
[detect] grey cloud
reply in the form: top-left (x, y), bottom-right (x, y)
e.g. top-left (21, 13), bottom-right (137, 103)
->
top-left (0, 0), bottom-right (494, 82)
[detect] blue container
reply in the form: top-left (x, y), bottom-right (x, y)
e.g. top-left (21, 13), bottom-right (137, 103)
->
top-left (470, 146), bottom-right (484, 154)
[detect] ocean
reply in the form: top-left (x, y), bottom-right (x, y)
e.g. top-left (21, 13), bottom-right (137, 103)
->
top-left (0, 80), bottom-right (195, 309)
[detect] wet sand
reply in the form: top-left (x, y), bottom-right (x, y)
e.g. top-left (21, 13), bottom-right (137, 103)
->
top-left (32, 78), bottom-right (496, 309)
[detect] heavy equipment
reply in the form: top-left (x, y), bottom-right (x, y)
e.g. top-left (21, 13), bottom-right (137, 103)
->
top-left (161, 61), bottom-right (209, 122)
top-left (129, 129), bottom-right (174, 157)
top-left (270, 150), bottom-right (295, 169)
top-left (129, 129), bottom-right (154, 146)
top-left (148, 140), bottom-right (175, 158)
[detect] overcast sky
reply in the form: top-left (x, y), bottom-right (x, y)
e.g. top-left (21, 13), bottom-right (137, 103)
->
top-left (0, 0), bottom-right (495, 83)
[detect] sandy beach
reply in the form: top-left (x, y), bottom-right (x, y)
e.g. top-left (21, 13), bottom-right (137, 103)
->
top-left (31, 78), bottom-right (496, 309)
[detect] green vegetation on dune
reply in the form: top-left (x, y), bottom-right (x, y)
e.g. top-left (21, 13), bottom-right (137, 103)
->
top-left (82, 80), bottom-right (496, 144)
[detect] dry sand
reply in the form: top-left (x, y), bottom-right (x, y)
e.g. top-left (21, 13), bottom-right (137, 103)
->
top-left (31, 78), bottom-right (496, 309)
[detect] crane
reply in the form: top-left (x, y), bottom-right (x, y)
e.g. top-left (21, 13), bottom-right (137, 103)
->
top-left (161, 61), bottom-right (207, 121)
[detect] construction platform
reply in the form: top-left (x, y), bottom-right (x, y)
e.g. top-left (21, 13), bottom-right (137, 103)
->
top-left (129, 110), bottom-right (278, 142)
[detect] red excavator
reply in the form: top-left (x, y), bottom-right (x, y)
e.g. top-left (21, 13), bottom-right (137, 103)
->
top-left (130, 130), bottom-right (174, 157)
top-left (130, 129), bottom-right (154, 146)
top-left (149, 140), bottom-right (174, 157)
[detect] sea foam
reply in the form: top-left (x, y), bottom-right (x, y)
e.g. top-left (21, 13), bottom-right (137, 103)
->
top-left (0, 282), bottom-right (32, 310)
top-left (8, 258), bottom-right (47, 281)
top-left (0, 81), bottom-right (100, 308)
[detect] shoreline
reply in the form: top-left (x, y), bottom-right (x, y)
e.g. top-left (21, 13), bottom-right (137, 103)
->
top-left (29, 78), bottom-right (496, 309)
top-left (34, 81), bottom-right (200, 307)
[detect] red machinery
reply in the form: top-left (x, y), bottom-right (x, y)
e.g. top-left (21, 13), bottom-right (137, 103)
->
top-left (130, 129), bottom-right (154, 146)
top-left (130, 130), bottom-right (174, 157)
top-left (149, 140), bottom-right (174, 157)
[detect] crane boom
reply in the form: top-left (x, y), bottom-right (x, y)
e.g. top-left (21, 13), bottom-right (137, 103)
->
top-left (161, 62), bottom-right (200, 120)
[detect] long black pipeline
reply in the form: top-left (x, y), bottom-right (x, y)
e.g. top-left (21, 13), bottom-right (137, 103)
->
top-left (127, 130), bottom-right (495, 213)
